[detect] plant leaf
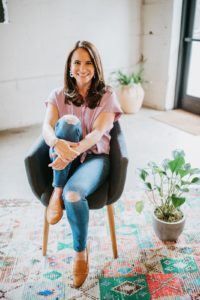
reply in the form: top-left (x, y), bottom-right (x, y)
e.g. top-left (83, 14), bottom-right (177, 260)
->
top-left (168, 156), bottom-right (185, 173)
top-left (191, 177), bottom-right (200, 184)
top-left (171, 195), bottom-right (185, 208)
top-left (178, 169), bottom-right (191, 178)
top-left (179, 187), bottom-right (189, 193)
top-left (139, 169), bottom-right (149, 181)
top-left (172, 149), bottom-right (185, 159)
top-left (156, 185), bottom-right (161, 194)
top-left (145, 182), bottom-right (153, 190)
top-left (135, 201), bottom-right (144, 213)
top-left (162, 159), bottom-right (170, 170)
top-left (189, 168), bottom-right (200, 175)
top-left (175, 184), bottom-right (189, 193)
top-left (181, 180), bottom-right (192, 185)
top-left (184, 163), bottom-right (191, 170)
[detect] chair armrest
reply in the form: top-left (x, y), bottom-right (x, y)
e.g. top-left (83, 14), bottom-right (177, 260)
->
top-left (24, 136), bottom-right (52, 200)
top-left (108, 121), bottom-right (129, 204)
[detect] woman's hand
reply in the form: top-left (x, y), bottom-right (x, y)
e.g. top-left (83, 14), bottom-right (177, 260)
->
top-left (42, 104), bottom-right (80, 161)
top-left (54, 139), bottom-right (80, 161)
top-left (48, 156), bottom-right (70, 170)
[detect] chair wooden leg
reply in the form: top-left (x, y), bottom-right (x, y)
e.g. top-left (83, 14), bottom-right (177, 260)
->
top-left (43, 207), bottom-right (49, 256)
top-left (107, 204), bottom-right (118, 259)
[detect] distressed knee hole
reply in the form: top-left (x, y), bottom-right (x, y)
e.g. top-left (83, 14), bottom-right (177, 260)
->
top-left (65, 191), bottom-right (81, 202)
top-left (62, 114), bottom-right (80, 125)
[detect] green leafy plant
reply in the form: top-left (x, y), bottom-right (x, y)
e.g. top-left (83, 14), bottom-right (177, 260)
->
top-left (136, 150), bottom-right (200, 222)
top-left (111, 68), bottom-right (146, 86)
top-left (110, 55), bottom-right (147, 87)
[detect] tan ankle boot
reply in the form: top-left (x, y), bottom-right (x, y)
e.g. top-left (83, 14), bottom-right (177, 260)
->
top-left (73, 246), bottom-right (89, 288)
top-left (46, 191), bottom-right (63, 225)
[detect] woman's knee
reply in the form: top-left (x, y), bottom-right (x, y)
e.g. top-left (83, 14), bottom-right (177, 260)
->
top-left (65, 191), bottom-right (81, 202)
top-left (55, 115), bottom-right (82, 140)
top-left (63, 183), bottom-right (85, 202)
top-left (61, 114), bottom-right (80, 125)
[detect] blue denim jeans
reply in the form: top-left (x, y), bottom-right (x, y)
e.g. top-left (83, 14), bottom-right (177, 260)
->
top-left (50, 116), bottom-right (110, 252)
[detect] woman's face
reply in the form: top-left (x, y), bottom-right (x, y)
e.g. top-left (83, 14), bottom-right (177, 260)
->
top-left (70, 48), bottom-right (95, 89)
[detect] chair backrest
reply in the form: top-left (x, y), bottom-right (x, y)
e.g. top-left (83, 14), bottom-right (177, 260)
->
top-left (25, 135), bottom-right (51, 201)
top-left (24, 121), bottom-right (128, 209)
top-left (108, 121), bottom-right (128, 204)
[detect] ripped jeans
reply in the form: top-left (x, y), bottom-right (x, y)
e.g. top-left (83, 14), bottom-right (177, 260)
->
top-left (50, 115), bottom-right (110, 252)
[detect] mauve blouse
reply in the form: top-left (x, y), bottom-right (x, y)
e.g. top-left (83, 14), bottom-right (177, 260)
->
top-left (45, 87), bottom-right (123, 157)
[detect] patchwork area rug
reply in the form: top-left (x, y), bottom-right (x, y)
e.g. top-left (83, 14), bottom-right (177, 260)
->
top-left (1, 189), bottom-right (200, 299)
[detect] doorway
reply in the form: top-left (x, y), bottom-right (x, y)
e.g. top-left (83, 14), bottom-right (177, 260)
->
top-left (175, 0), bottom-right (200, 115)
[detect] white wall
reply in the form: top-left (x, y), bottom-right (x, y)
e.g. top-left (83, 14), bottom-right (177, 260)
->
top-left (142, 0), bottom-right (183, 110)
top-left (0, 0), bottom-right (142, 130)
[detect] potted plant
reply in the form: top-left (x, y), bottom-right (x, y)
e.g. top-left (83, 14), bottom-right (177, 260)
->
top-left (111, 67), bottom-right (146, 114)
top-left (136, 150), bottom-right (200, 241)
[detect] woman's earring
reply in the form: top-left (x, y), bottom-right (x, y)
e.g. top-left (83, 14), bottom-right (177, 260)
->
top-left (70, 70), bottom-right (73, 78)
top-left (93, 74), bottom-right (96, 79)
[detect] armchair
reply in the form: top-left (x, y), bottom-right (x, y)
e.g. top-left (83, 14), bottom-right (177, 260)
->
top-left (24, 121), bottom-right (128, 258)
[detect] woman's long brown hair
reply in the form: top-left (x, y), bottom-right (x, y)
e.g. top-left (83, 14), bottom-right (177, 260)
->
top-left (64, 41), bottom-right (109, 109)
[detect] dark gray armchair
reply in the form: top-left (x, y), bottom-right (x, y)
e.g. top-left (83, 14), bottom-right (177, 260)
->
top-left (24, 121), bottom-right (128, 258)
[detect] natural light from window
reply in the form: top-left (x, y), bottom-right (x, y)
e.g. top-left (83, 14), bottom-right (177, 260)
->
top-left (187, 0), bottom-right (200, 99)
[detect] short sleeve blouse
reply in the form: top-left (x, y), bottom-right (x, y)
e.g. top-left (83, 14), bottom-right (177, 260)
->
top-left (45, 87), bottom-right (123, 155)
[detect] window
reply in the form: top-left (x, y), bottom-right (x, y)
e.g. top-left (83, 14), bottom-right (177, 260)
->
top-left (175, 0), bottom-right (200, 115)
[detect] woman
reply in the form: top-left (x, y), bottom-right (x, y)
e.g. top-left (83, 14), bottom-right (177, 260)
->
top-left (42, 40), bottom-right (122, 288)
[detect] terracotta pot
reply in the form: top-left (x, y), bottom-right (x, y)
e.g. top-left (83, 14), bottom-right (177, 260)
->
top-left (117, 83), bottom-right (144, 114)
top-left (152, 211), bottom-right (185, 241)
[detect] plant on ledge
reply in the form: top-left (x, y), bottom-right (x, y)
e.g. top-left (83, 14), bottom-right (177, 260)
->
top-left (110, 57), bottom-right (147, 114)
top-left (136, 149), bottom-right (200, 223)
top-left (112, 68), bottom-right (145, 86)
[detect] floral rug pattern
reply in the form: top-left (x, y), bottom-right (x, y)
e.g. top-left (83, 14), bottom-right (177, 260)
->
top-left (0, 189), bottom-right (200, 299)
